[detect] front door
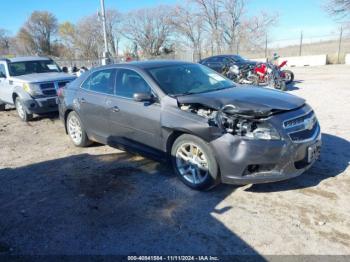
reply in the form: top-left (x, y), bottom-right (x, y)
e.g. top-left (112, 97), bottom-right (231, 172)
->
top-left (107, 68), bottom-right (162, 151)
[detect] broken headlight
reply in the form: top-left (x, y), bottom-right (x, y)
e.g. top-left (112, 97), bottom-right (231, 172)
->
top-left (244, 122), bottom-right (281, 140)
top-left (217, 112), bottom-right (281, 140)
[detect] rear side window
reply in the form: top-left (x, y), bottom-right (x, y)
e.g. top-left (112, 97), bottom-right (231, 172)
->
top-left (205, 57), bottom-right (218, 63)
top-left (81, 69), bottom-right (116, 95)
top-left (0, 64), bottom-right (6, 77)
top-left (215, 57), bottom-right (226, 62)
top-left (115, 69), bottom-right (151, 98)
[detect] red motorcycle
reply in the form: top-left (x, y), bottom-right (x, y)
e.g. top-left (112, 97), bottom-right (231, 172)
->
top-left (278, 60), bottom-right (294, 85)
top-left (253, 62), bottom-right (287, 91)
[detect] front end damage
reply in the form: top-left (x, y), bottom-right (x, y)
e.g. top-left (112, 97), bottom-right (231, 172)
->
top-left (175, 100), bottom-right (321, 185)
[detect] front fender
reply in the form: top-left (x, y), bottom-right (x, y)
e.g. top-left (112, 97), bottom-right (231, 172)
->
top-left (12, 86), bottom-right (32, 103)
top-left (160, 97), bottom-right (223, 152)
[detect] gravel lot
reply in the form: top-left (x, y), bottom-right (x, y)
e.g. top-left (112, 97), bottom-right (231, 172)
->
top-left (0, 65), bottom-right (349, 256)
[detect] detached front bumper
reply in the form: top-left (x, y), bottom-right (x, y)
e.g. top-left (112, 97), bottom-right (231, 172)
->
top-left (22, 96), bottom-right (58, 114)
top-left (210, 106), bottom-right (322, 185)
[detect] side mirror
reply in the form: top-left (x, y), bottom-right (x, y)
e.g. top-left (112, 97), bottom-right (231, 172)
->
top-left (133, 92), bottom-right (153, 102)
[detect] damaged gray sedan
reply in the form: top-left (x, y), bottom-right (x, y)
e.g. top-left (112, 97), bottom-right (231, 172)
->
top-left (58, 60), bottom-right (321, 190)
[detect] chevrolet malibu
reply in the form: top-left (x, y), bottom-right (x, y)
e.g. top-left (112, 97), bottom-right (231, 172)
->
top-left (58, 60), bottom-right (321, 190)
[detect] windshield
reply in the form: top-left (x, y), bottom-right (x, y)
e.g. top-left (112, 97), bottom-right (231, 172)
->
top-left (147, 64), bottom-right (234, 96)
top-left (8, 60), bottom-right (61, 76)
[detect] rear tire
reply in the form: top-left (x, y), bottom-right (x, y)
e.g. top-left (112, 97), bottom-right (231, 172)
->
top-left (0, 104), bottom-right (5, 111)
top-left (15, 98), bottom-right (33, 122)
top-left (66, 111), bottom-right (91, 147)
top-left (283, 70), bottom-right (294, 85)
top-left (171, 134), bottom-right (220, 190)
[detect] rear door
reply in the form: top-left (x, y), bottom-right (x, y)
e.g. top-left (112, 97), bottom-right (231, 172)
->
top-left (106, 68), bottom-right (162, 150)
top-left (75, 68), bottom-right (116, 143)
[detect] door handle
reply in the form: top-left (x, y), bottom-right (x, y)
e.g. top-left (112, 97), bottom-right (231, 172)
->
top-left (80, 98), bottom-right (86, 104)
top-left (110, 106), bottom-right (120, 112)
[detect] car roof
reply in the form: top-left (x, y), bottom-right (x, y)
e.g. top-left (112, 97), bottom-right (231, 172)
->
top-left (205, 54), bottom-right (242, 59)
top-left (93, 60), bottom-right (195, 71)
top-left (128, 60), bottom-right (194, 69)
top-left (5, 56), bottom-right (52, 63)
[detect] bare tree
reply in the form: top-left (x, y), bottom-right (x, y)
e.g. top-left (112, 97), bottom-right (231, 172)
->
top-left (16, 28), bottom-right (37, 55)
top-left (326, 0), bottom-right (350, 18)
top-left (239, 12), bottom-right (277, 52)
top-left (0, 29), bottom-right (10, 55)
top-left (191, 0), bottom-right (224, 54)
top-left (123, 6), bottom-right (174, 57)
top-left (75, 15), bottom-right (103, 59)
top-left (104, 9), bottom-right (123, 57)
top-left (171, 5), bottom-right (204, 60)
top-left (16, 11), bottom-right (58, 55)
top-left (221, 0), bottom-right (246, 53)
top-left (58, 22), bottom-right (76, 58)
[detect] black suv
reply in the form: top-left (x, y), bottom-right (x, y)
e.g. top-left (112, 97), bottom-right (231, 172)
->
top-left (58, 60), bottom-right (321, 190)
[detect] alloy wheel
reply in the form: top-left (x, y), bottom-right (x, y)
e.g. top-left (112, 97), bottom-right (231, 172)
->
top-left (175, 143), bottom-right (209, 185)
top-left (68, 115), bottom-right (83, 145)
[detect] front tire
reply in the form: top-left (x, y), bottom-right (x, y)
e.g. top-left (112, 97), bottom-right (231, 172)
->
top-left (66, 111), bottom-right (91, 147)
top-left (171, 134), bottom-right (220, 190)
top-left (0, 104), bottom-right (5, 111)
top-left (15, 98), bottom-right (32, 122)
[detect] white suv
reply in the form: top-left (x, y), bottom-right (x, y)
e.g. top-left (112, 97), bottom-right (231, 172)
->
top-left (0, 56), bottom-right (76, 121)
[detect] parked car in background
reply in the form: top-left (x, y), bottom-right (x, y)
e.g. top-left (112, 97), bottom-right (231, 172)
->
top-left (58, 60), bottom-right (321, 190)
top-left (199, 54), bottom-right (256, 73)
top-left (0, 56), bottom-right (76, 121)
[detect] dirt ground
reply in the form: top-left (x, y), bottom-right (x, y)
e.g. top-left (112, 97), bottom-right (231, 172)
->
top-left (0, 65), bottom-right (349, 256)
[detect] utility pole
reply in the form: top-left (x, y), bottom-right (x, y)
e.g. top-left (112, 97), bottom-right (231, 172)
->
top-left (337, 26), bottom-right (343, 64)
top-left (265, 33), bottom-right (268, 59)
top-left (299, 31), bottom-right (303, 56)
top-left (100, 0), bottom-right (110, 65)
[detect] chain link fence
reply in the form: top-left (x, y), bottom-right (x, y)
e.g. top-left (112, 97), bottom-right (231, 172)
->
top-left (177, 29), bottom-right (350, 63)
top-left (56, 29), bottom-right (350, 69)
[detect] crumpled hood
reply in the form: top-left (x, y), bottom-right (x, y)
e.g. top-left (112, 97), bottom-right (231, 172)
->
top-left (10, 72), bottom-right (76, 83)
top-left (176, 87), bottom-right (305, 116)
